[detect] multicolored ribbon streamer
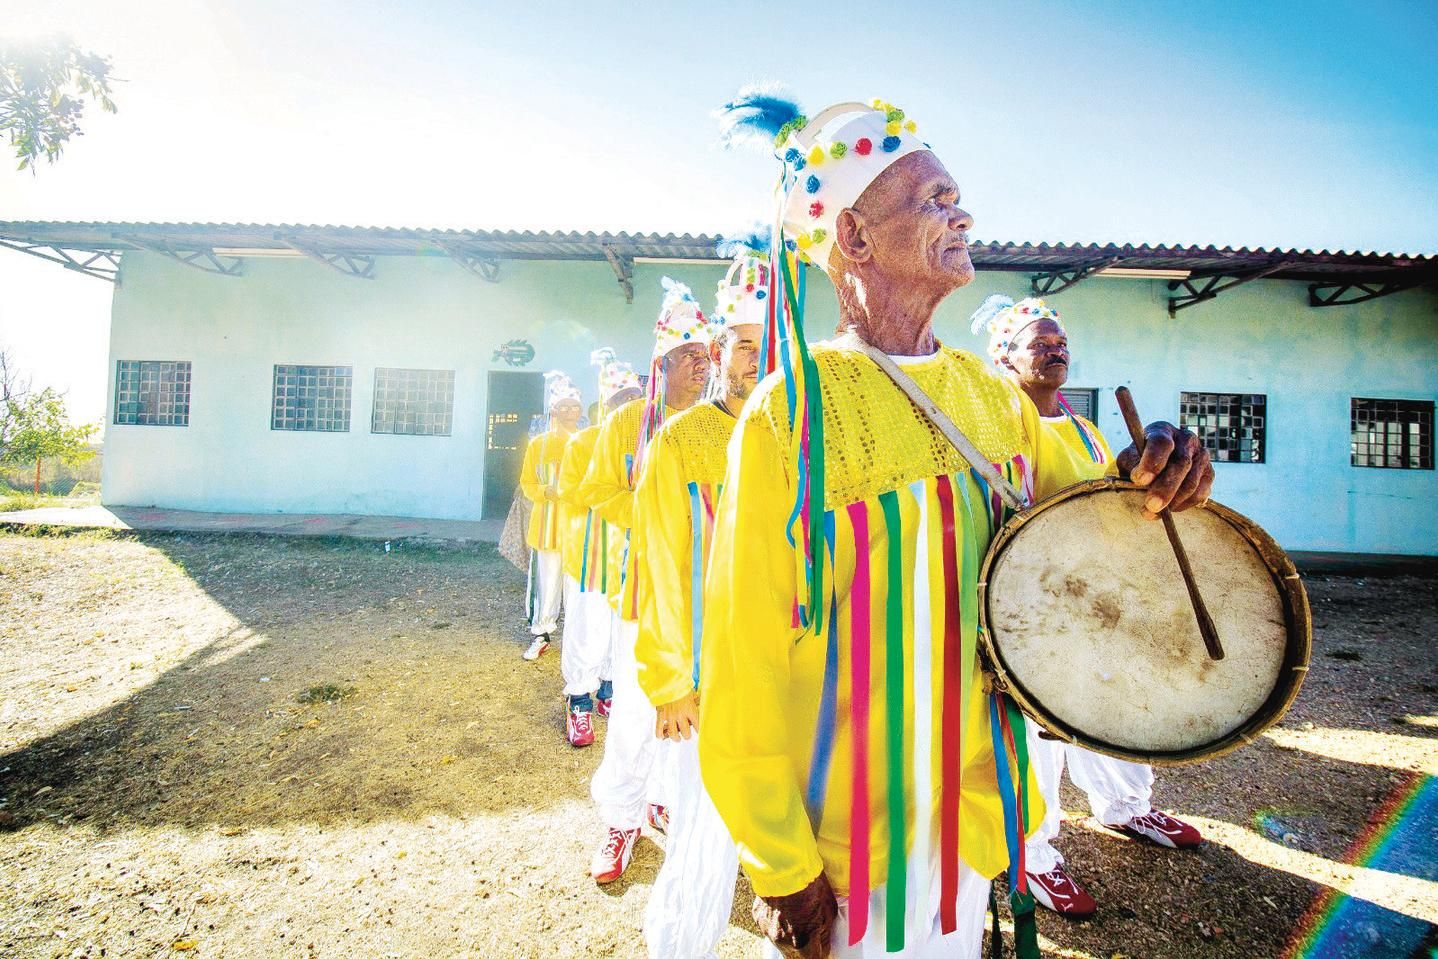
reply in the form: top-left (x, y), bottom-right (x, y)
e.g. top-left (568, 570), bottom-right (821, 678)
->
top-left (1057, 392), bottom-right (1106, 465)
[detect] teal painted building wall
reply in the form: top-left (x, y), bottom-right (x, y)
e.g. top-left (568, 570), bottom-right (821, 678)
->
top-left (103, 250), bottom-right (1437, 554)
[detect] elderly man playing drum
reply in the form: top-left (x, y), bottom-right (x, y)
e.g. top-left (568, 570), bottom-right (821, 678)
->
top-left (702, 92), bottom-right (1214, 959)
top-left (973, 295), bottom-right (1205, 919)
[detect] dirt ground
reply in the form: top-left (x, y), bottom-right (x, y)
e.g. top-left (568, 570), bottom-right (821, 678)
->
top-left (0, 527), bottom-right (1434, 959)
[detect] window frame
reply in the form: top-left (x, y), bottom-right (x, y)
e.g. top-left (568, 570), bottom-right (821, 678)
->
top-left (1178, 390), bottom-right (1267, 464)
top-left (1350, 397), bottom-right (1434, 470)
top-left (370, 367), bottom-right (455, 437)
top-left (271, 363), bottom-right (353, 433)
top-left (113, 360), bottom-right (192, 427)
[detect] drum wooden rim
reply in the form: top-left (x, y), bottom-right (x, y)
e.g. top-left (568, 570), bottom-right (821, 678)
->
top-left (978, 478), bottom-right (1312, 765)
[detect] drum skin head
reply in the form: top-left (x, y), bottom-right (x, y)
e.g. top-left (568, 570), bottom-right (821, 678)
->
top-left (982, 481), bottom-right (1310, 764)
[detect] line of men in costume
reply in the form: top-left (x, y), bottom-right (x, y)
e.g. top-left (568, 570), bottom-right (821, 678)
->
top-left (514, 89), bottom-right (1216, 958)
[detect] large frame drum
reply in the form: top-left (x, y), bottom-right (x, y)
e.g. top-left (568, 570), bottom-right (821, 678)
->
top-left (978, 479), bottom-right (1311, 765)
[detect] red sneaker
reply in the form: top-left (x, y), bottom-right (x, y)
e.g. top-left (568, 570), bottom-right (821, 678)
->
top-left (590, 826), bottom-right (640, 884)
top-left (566, 706), bottom-right (595, 747)
top-left (595, 696), bottom-right (612, 718)
top-left (1026, 864), bottom-right (1097, 917)
top-left (1121, 811), bottom-right (1203, 849)
top-left (646, 803), bottom-right (669, 834)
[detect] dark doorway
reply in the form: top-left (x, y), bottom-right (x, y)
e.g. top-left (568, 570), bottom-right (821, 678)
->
top-left (484, 370), bottom-right (544, 519)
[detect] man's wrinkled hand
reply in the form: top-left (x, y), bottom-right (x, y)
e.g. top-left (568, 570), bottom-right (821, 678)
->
top-left (1116, 421), bottom-right (1215, 519)
top-left (752, 872), bottom-right (838, 959)
top-left (654, 691), bottom-right (699, 741)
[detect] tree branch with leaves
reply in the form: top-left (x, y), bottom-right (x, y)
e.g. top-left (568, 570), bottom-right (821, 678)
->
top-left (1, 36), bottom-right (118, 172)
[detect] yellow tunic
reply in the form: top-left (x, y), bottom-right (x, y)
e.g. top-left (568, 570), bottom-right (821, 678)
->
top-left (1033, 407), bottom-right (1118, 499)
top-left (519, 429), bottom-right (571, 551)
top-left (578, 399), bottom-right (676, 618)
top-left (633, 402), bottom-right (736, 708)
top-left (557, 425), bottom-right (614, 589)
top-left (700, 342), bottom-right (1099, 926)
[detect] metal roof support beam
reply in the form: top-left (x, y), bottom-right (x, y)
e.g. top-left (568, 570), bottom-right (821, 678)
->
top-left (281, 238), bottom-right (375, 279)
top-left (1030, 255), bottom-right (1124, 297)
top-left (435, 241), bottom-right (501, 282)
top-left (1167, 260), bottom-right (1295, 317)
top-left (602, 244), bottom-right (634, 304)
top-left (118, 237), bottom-right (243, 277)
top-left (1308, 276), bottom-right (1427, 308)
top-left (0, 239), bottom-right (120, 282)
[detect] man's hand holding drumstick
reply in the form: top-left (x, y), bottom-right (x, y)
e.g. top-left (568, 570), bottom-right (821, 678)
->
top-left (1114, 420), bottom-right (1215, 520)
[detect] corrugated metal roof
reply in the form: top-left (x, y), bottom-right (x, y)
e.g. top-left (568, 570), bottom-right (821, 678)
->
top-left (1, 221), bottom-right (1434, 280)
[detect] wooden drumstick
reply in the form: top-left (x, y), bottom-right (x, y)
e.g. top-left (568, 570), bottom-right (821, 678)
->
top-left (1114, 387), bottom-right (1225, 662)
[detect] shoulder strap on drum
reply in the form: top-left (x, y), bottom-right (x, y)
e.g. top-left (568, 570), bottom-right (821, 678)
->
top-left (847, 336), bottom-right (1026, 511)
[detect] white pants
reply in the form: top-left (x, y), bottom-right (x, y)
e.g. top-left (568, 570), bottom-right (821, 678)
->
top-left (760, 865), bottom-right (990, 959)
top-left (528, 549), bottom-right (563, 636)
top-left (560, 576), bottom-right (613, 696)
top-left (1024, 723), bottom-right (1156, 873)
top-left (590, 618), bottom-right (670, 828)
top-left (643, 734), bottom-right (740, 959)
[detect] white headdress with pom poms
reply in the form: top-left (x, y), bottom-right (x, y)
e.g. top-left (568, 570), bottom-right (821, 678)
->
top-left (969, 295), bottom-right (1064, 366)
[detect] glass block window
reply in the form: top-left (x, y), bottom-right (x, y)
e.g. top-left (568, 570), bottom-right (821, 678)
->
top-left (371, 368), bottom-right (454, 436)
top-left (271, 365), bottom-right (352, 432)
top-left (1351, 398), bottom-right (1433, 470)
top-left (114, 360), bottom-right (191, 426)
top-left (1062, 388), bottom-right (1098, 422)
top-left (1180, 391), bottom-right (1266, 463)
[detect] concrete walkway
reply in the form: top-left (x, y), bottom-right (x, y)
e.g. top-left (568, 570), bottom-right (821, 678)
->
top-left (0, 505), bottom-right (502, 543)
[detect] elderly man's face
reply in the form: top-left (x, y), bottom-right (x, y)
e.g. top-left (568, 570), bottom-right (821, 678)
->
top-left (1003, 319), bottom-right (1070, 390)
top-left (846, 150), bottom-right (975, 293)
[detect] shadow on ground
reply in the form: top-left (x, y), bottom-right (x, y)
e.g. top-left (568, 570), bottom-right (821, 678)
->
top-left (1, 530), bottom-right (588, 833)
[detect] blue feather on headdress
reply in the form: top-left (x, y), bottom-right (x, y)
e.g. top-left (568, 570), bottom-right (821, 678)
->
top-left (589, 347), bottom-right (616, 368)
top-left (660, 275), bottom-right (695, 303)
top-left (714, 84), bottom-right (804, 150)
top-left (716, 224), bottom-right (773, 259)
top-left (969, 293), bottom-right (1014, 334)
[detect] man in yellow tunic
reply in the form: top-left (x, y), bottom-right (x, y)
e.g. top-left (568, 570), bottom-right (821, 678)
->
top-left (972, 295), bottom-right (1205, 919)
top-left (518, 373), bottom-right (583, 661)
top-left (703, 92), bottom-right (1215, 958)
top-left (555, 358), bottom-right (643, 747)
top-left (581, 278), bottom-right (714, 884)
top-left (635, 252), bottom-right (767, 957)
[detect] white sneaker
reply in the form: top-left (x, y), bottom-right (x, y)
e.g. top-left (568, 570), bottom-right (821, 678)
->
top-left (522, 636), bottom-right (551, 661)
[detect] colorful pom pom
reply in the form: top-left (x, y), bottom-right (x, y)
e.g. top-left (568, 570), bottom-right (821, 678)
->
top-left (854, 138), bottom-right (872, 156)
top-left (882, 135), bottom-right (901, 152)
top-left (809, 201), bottom-right (824, 218)
top-left (793, 156), bottom-right (806, 171)
top-left (745, 283), bottom-right (755, 292)
top-left (871, 98), bottom-right (884, 109)
top-left (886, 108), bottom-right (904, 123)
top-left (807, 145), bottom-right (825, 166)
top-left (810, 228), bottom-right (827, 244)
top-left (805, 175), bottom-right (820, 193)
top-left (829, 141), bottom-right (847, 159)
top-left (795, 233), bottom-right (813, 250)
top-left (885, 120), bottom-right (901, 136)
top-left (785, 238), bottom-right (797, 252)
top-left (755, 289), bottom-right (766, 300)
top-left (904, 120), bottom-right (917, 134)
top-left (784, 147), bottom-right (801, 165)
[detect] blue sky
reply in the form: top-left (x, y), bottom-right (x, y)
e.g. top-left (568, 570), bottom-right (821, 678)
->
top-left (1, 0), bottom-right (1435, 423)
